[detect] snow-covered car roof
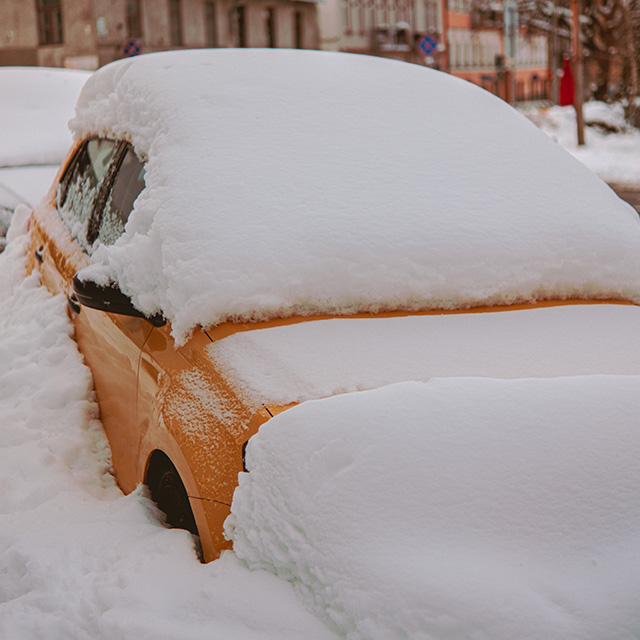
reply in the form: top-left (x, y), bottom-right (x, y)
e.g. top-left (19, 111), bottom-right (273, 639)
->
top-left (71, 49), bottom-right (640, 343)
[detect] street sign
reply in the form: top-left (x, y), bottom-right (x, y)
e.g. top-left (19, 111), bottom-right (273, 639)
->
top-left (418, 35), bottom-right (438, 56)
top-left (122, 38), bottom-right (143, 58)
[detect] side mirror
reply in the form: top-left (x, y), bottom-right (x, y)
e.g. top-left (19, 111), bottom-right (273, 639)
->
top-left (71, 275), bottom-right (166, 327)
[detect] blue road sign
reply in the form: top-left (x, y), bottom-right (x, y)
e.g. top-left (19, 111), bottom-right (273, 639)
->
top-left (418, 35), bottom-right (438, 56)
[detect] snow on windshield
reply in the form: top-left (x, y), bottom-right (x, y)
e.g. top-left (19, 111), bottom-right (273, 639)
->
top-left (69, 49), bottom-right (640, 344)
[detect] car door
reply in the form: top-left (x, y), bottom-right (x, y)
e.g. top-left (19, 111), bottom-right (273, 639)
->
top-left (32, 137), bottom-right (152, 493)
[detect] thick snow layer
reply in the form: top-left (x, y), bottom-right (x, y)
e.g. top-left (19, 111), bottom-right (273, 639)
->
top-left (0, 67), bottom-right (90, 167)
top-left (210, 304), bottom-right (640, 404)
top-left (0, 222), bottom-right (337, 640)
top-left (70, 49), bottom-right (640, 343)
top-left (525, 102), bottom-right (640, 186)
top-left (0, 165), bottom-right (60, 209)
top-left (228, 377), bottom-right (640, 639)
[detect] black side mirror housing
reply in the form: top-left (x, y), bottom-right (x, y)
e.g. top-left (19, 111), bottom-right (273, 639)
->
top-left (72, 275), bottom-right (166, 327)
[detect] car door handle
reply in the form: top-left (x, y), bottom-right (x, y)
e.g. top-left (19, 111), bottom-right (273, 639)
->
top-left (35, 245), bottom-right (45, 263)
top-left (67, 291), bottom-right (81, 315)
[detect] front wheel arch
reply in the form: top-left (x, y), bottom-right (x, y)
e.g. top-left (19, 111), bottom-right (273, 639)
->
top-left (144, 449), bottom-right (199, 537)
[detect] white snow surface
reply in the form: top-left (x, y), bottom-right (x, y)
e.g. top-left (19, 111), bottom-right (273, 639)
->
top-left (228, 377), bottom-right (640, 639)
top-left (210, 304), bottom-right (640, 404)
top-left (0, 165), bottom-right (60, 209)
top-left (0, 67), bottom-right (90, 167)
top-left (525, 101), bottom-right (640, 186)
top-left (70, 49), bottom-right (640, 344)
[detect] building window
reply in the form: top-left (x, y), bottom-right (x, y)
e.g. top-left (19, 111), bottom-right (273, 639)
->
top-left (204, 1), bottom-right (217, 46)
top-left (37, 0), bottom-right (63, 45)
top-left (169, 0), bottom-right (183, 45)
top-left (266, 8), bottom-right (276, 47)
top-left (294, 11), bottom-right (303, 48)
top-left (126, 0), bottom-right (142, 38)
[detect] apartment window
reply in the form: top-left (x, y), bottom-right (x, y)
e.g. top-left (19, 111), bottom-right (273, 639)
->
top-left (266, 8), bottom-right (276, 47)
top-left (294, 11), bottom-right (303, 48)
top-left (169, 0), bottom-right (183, 45)
top-left (37, 0), bottom-right (63, 45)
top-left (204, 1), bottom-right (217, 46)
top-left (127, 0), bottom-right (142, 38)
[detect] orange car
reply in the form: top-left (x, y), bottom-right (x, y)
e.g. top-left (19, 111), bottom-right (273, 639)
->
top-left (26, 49), bottom-right (640, 562)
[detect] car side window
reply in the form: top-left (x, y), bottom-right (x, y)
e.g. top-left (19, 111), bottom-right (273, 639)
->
top-left (56, 138), bottom-right (119, 252)
top-left (97, 147), bottom-right (146, 246)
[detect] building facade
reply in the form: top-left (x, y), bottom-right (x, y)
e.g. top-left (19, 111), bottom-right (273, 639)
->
top-left (0, 0), bottom-right (320, 69)
top-left (318, 0), bottom-right (550, 103)
top-left (447, 0), bottom-right (549, 103)
top-left (318, 0), bottom-right (445, 67)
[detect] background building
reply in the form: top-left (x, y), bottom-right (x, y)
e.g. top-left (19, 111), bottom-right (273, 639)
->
top-left (0, 0), bottom-right (320, 69)
top-left (318, 0), bottom-right (550, 103)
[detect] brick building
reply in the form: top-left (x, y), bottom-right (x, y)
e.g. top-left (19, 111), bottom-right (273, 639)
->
top-left (0, 0), bottom-right (320, 69)
top-left (318, 0), bottom-right (551, 103)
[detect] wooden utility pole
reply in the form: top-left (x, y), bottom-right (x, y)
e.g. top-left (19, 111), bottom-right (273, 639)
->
top-left (571, 0), bottom-right (586, 145)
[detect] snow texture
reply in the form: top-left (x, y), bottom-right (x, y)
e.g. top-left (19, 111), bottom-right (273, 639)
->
top-left (228, 377), bottom-right (640, 640)
top-left (209, 304), bottom-right (640, 405)
top-left (525, 101), bottom-right (640, 187)
top-left (69, 49), bottom-right (640, 344)
top-left (0, 67), bottom-right (90, 167)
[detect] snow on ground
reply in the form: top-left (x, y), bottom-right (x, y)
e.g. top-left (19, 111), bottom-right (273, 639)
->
top-left (0, 218), bottom-right (337, 640)
top-left (523, 101), bottom-right (640, 187)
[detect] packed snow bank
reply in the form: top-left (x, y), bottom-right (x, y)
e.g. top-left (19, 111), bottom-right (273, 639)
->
top-left (228, 377), bottom-right (640, 639)
top-left (0, 225), bottom-right (337, 640)
top-left (524, 102), bottom-right (640, 187)
top-left (69, 49), bottom-right (640, 343)
top-left (210, 304), bottom-right (640, 405)
top-left (0, 67), bottom-right (90, 167)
